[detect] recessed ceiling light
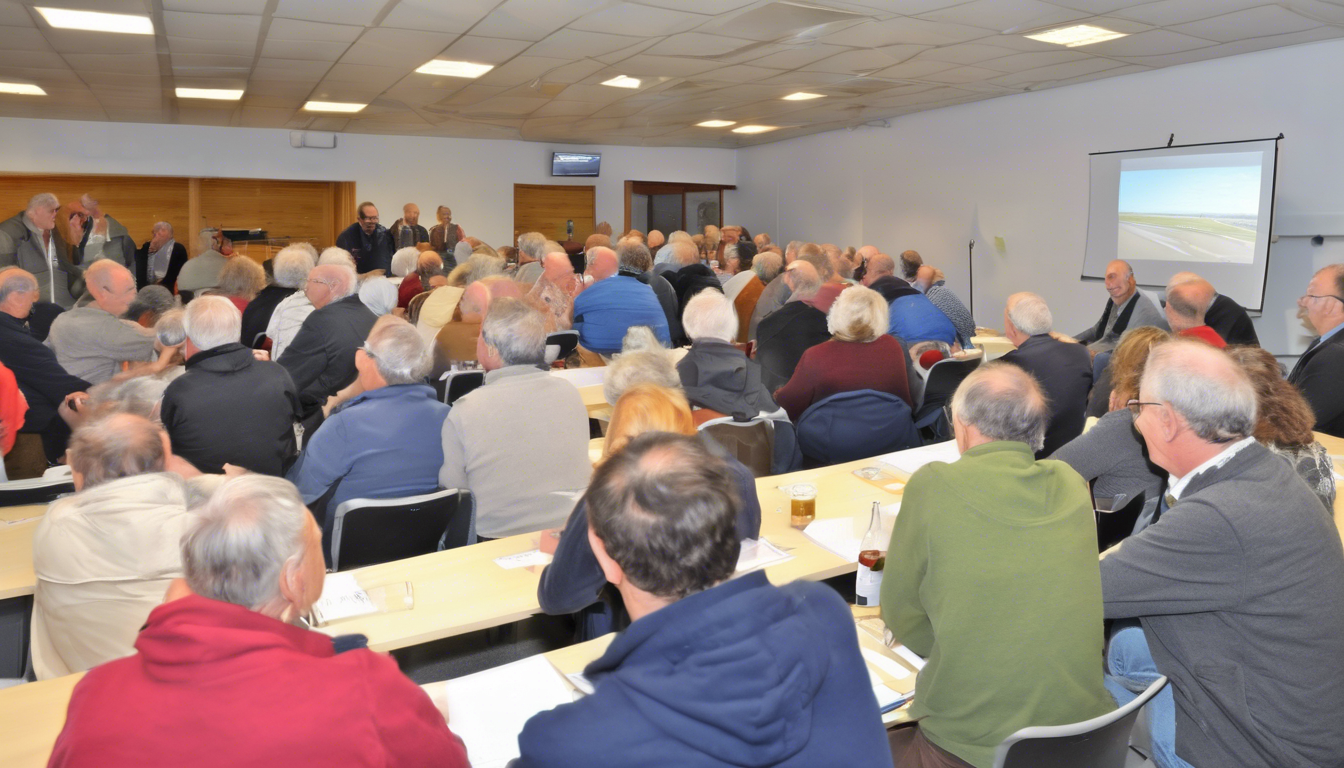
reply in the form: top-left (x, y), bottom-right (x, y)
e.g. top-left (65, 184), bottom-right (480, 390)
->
top-left (0, 83), bottom-right (46, 96)
top-left (782, 92), bottom-right (824, 101)
top-left (1025, 24), bottom-right (1127, 47)
top-left (697, 120), bottom-right (736, 128)
top-left (601, 75), bottom-right (641, 89)
top-left (176, 87), bottom-right (243, 101)
top-left (36, 7), bottom-right (153, 35)
top-left (415, 60), bottom-right (494, 78)
top-left (303, 101), bottom-right (366, 113)
top-left (732, 125), bottom-right (778, 134)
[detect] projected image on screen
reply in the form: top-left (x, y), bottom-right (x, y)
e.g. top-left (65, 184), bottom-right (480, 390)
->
top-left (1117, 153), bottom-right (1262, 264)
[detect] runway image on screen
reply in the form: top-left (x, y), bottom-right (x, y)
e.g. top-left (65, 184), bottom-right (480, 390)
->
top-left (1117, 153), bottom-right (1262, 265)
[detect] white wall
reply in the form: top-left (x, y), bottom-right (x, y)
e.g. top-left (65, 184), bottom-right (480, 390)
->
top-left (0, 117), bottom-right (736, 249)
top-left (731, 38), bottom-right (1344, 357)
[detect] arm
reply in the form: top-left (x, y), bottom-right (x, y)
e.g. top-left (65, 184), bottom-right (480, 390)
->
top-left (1050, 411), bottom-right (1130, 482)
top-left (880, 469), bottom-right (934, 656)
top-left (277, 318), bottom-right (329, 395)
top-left (162, 244), bottom-right (187, 291)
top-left (362, 652), bottom-right (470, 768)
top-left (437, 413), bottom-right (469, 492)
top-left (537, 499), bottom-right (609, 615)
top-left (0, 229), bottom-right (15, 266)
top-left (286, 414), bottom-right (352, 504)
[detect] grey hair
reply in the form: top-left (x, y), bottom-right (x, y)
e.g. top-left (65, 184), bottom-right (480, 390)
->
top-left (754, 252), bottom-right (783, 283)
top-left (827, 285), bottom-right (887, 343)
top-left (454, 240), bottom-right (473, 264)
top-left (1006, 292), bottom-right (1053, 336)
top-left (293, 241), bottom-right (318, 259)
top-left (621, 325), bottom-right (664, 353)
top-left (517, 232), bottom-right (547, 261)
top-left (26, 193), bottom-right (58, 214)
top-left (390, 247), bottom-right (420, 278)
top-left (482, 297), bottom-right (547, 366)
top-left (85, 376), bottom-right (172, 420)
top-left (217, 256), bottom-right (266, 299)
top-left (154, 307), bottom-right (187, 347)
top-left (616, 240), bottom-right (653, 272)
top-left (604, 350), bottom-right (680, 405)
top-left (465, 253), bottom-right (504, 285)
top-left (364, 315), bottom-right (430, 384)
top-left (682, 289), bottom-right (737, 343)
top-left (198, 228), bottom-right (220, 252)
top-left (67, 413), bottom-right (166, 488)
top-left (1140, 340), bottom-right (1256, 443)
top-left (358, 276), bottom-right (398, 317)
top-left (79, 193), bottom-right (98, 209)
top-left (125, 285), bottom-right (176, 323)
top-left (181, 475), bottom-right (310, 610)
top-left (272, 245), bottom-right (316, 289)
top-left (0, 268), bottom-right (38, 302)
top-left (151, 221), bottom-right (173, 237)
top-left (785, 263), bottom-right (822, 298)
top-left (183, 295), bottom-right (242, 350)
top-left (326, 264), bottom-right (358, 298)
top-left (950, 362), bottom-right (1049, 452)
top-left (318, 247), bottom-right (357, 270)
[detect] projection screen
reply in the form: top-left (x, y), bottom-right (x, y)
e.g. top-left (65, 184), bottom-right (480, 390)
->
top-left (1083, 138), bottom-right (1279, 310)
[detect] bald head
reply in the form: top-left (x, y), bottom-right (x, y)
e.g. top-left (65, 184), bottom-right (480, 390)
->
top-left (305, 263), bottom-right (356, 309)
top-left (862, 253), bottom-right (895, 286)
top-left (1104, 259), bottom-right (1137, 305)
top-left (584, 233), bottom-right (611, 252)
top-left (402, 203), bottom-right (420, 226)
top-left (1165, 279), bottom-right (1216, 332)
top-left (671, 240), bottom-right (699, 266)
top-left (856, 245), bottom-right (879, 262)
top-left (784, 260), bottom-right (821, 299)
top-left (1168, 271), bottom-right (1201, 290)
top-left (542, 252), bottom-right (575, 284)
top-left (68, 412), bottom-right (167, 491)
top-left (647, 230), bottom-right (665, 250)
top-left (416, 251), bottom-right (443, 274)
top-left (587, 247), bottom-right (619, 281)
top-left (86, 260), bottom-right (137, 317)
top-left (951, 362), bottom-right (1049, 451)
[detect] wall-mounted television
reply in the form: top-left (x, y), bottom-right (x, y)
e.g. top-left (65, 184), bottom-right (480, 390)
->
top-left (552, 152), bottom-right (600, 177)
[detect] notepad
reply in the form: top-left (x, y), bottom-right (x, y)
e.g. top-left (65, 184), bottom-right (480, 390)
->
top-left (439, 655), bottom-right (577, 768)
top-left (494, 549), bottom-right (553, 569)
top-left (309, 572), bottom-right (376, 625)
top-left (877, 440), bottom-right (961, 476)
top-left (734, 538), bottom-right (792, 574)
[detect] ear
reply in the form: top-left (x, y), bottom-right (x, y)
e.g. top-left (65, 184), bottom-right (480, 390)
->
top-left (277, 555), bottom-right (306, 616)
top-left (587, 525), bottom-right (625, 588)
top-left (1156, 403), bottom-right (1182, 443)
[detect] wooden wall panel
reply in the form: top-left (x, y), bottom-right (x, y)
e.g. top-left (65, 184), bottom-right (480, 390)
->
top-left (0, 174), bottom-right (189, 250)
top-left (513, 184), bottom-right (595, 244)
top-left (198, 178), bottom-right (331, 258)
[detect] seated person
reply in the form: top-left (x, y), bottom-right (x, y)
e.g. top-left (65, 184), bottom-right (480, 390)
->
top-left (774, 285), bottom-right (912, 421)
top-left (755, 261), bottom-right (831, 391)
top-left (48, 474), bottom-right (468, 768)
top-left (161, 297), bottom-right (300, 476)
top-left (667, 240), bottom-right (723, 312)
top-left (397, 250), bottom-right (443, 309)
top-left (124, 285), bottom-right (176, 328)
top-left (615, 239), bottom-right (683, 346)
top-left (999, 292), bottom-right (1092, 456)
top-left (517, 432), bottom-right (891, 768)
top-left (600, 334), bottom-right (680, 406)
top-left (277, 264), bottom-right (377, 414)
top-left (1169, 271), bottom-right (1258, 346)
top-left (537, 384), bottom-right (762, 638)
top-left (241, 247), bottom-right (308, 349)
top-left (1073, 259), bottom-right (1169, 353)
top-left (1164, 278), bottom-right (1225, 348)
top-left (263, 246), bottom-right (317, 358)
top-left (45, 260), bottom-right (157, 385)
top-left (914, 265), bottom-right (976, 349)
top-left (174, 228), bottom-right (232, 295)
top-left (1228, 344), bottom-right (1336, 511)
top-left (213, 255), bottom-right (266, 314)
top-left (439, 298), bottom-right (591, 538)
top-left (863, 254), bottom-right (956, 346)
top-left (573, 245), bottom-right (670, 355)
top-left (1102, 341), bottom-right (1344, 768)
top-left (1288, 264), bottom-right (1344, 437)
top-left (289, 316), bottom-right (448, 530)
top-left (31, 413), bottom-right (204, 679)
top-left (431, 275), bottom-right (521, 377)
top-left (734, 251), bottom-right (780, 342)
top-left (885, 362), bottom-right (1113, 768)
top-left (677, 289), bottom-right (780, 421)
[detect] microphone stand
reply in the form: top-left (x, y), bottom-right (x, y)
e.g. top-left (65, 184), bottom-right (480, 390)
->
top-left (968, 239), bottom-right (975, 319)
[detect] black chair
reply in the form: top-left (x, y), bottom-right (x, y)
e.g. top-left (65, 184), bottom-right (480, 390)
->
top-left (1096, 492), bottom-right (1150, 552)
top-left (327, 488), bottom-right (476, 572)
top-left (794, 390), bottom-right (920, 467)
top-left (545, 330), bottom-right (580, 365)
top-left (913, 355), bottom-right (981, 441)
top-left (0, 477), bottom-right (75, 507)
top-left (991, 676), bottom-right (1168, 768)
top-left (439, 370), bottom-right (485, 406)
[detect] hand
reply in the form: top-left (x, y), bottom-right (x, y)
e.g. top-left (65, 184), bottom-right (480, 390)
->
top-left (156, 343), bottom-right (183, 369)
top-left (251, 349), bottom-right (270, 362)
top-left (221, 463), bottom-right (249, 478)
top-left (537, 528), bottom-right (562, 555)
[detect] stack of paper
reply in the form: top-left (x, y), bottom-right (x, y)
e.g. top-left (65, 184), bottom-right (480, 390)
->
top-left (878, 440), bottom-right (961, 476)
top-left (494, 550), bottom-right (553, 569)
top-left (439, 655), bottom-right (577, 768)
top-left (734, 538), bottom-right (792, 574)
top-left (309, 572), bottom-right (377, 625)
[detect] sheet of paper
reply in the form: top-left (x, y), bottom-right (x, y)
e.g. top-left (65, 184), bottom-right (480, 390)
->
top-left (892, 644), bottom-right (928, 671)
top-left (439, 655), bottom-right (577, 768)
top-left (863, 647), bottom-right (913, 681)
top-left (549, 367), bottom-right (607, 388)
top-left (494, 549), bottom-right (553, 569)
top-left (566, 673), bottom-right (594, 696)
top-left (309, 572), bottom-right (376, 625)
top-left (802, 518), bottom-right (862, 562)
top-left (734, 538), bottom-right (793, 574)
top-left (877, 440), bottom-right (961, 476)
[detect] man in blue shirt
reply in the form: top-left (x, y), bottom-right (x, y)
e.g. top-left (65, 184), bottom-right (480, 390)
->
top-left (572, 246), bottom-right (670, 355)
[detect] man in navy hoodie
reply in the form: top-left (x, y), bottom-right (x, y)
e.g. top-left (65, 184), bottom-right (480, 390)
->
top-left (516, 432), bottom-right (892, 768)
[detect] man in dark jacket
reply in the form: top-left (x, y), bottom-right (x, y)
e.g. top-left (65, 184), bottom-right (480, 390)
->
top-left (755, 262), bottom-right (831, 391)
top-left (1166, 272), bottom-right (1258, 347)
top-left (1289, 264), bottom-right (1344, 437)
top-left (677, 290), bottom-right (780, 420)
top-left (666, 240), bottom-right (723, 313)
top-left (160, 296), bottom-right (300, 475)
top-left (516, 432), bottom-right (892, 768)
top-left (999, 292), bottom-right (1092, 457)
top-left (134, 222), bottom-right (188, 292)
top-left (278, 264), bottom-right (377, 415)
top-left (335, 202), bottom-right (394, 274)
top-left (615, 239), bottom-right (683, 345)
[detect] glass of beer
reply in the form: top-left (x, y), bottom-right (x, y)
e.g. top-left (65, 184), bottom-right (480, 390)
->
top-left (789, 484), bottom-right (818, 529)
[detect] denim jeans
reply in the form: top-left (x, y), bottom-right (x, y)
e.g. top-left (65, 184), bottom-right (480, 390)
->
top-left (1105, 626), bottom-right (1193, 768)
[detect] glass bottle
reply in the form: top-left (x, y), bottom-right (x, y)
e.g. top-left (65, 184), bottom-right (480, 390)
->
top-left (856, 501), bottom-right (887, 607)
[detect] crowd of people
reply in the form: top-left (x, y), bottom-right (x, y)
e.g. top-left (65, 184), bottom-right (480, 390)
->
top-left (2, 190), bottom-right (1343, 768)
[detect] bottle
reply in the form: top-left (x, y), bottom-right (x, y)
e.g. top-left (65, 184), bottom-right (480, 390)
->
top-left (856, 501), bottom-right (887, 607)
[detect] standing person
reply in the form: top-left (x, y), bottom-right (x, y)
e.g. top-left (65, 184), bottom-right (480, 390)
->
top-left (429, 205), bottom-right (465, 266)
top-left (74, 194), bottom-right (134, 269)
top-left (0, 193), bottom-right (81, 308)
top-left (336, 202), bottom-right (394, 274)
top-left (134, 222), bottom-right (188, 292)
top-left (388, 203), bottom-right (429, 250)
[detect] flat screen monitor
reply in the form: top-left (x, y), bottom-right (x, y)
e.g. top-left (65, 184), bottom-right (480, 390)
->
top-left (552, 152), bottom-right (600, 177)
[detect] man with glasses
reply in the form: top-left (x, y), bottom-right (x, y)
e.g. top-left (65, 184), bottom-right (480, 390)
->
top-left (1288, 264), bottom-right (1344, 437)
top-left (336, 201), bottom-right (394, 274)
top-left (277, 264), bottom-right (377, 421)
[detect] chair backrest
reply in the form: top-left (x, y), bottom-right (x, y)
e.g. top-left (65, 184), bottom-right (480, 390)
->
top-left (698, 416), bottom-right (775, 477)
top-left (545, 330), bottom-right (580, 364)
top-left (328, 488), bottom-right (475, 572)
top-left (0, 476), bottom-right (75, 507)
top-left (439, 369), bottom-right (485, 405)
top-left (794, 389), bottom-right (920, 467)
top-left (1096, 491), bottom-right (1148, 551)
top-left (915, 355), bottom-right (982, 419)
top-left (992, 676), bottom-right (1169, 768)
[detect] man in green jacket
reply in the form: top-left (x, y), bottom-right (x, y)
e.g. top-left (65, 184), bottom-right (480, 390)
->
top-left (883, 361), bottom-right (1113, 768)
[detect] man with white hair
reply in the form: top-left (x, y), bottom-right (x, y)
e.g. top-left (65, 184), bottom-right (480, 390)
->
top-left (755, 261), bottom-right (832, 391)
top-left (514, 231), bottom-right (547, 285)
top-left (46, 260), bottom-right (157, 384)
top-left (48, 474), bottom-right (470, 768)
top-left (134, 221), bottom-right (188, 292)
top-left (240, 245), bottom-right (306, 350)
top-left (161, 296), bottom-right (299, 476)
top-left (1102, 340), bottom-right (1344, 768)
top-left (572, 245), bottom-right (670, 355)
top-left (289, 316), bottom-right (448, 530)
top-left (885, 362), bottom-right (1112, 768)
top-left (677, 290), bottom-right (779, 420)
top-left (440, 298), bottom-right (591, 539)
top-left (262, 245), bottom-right (317, 359)
top-left (0, 192), bottom-right (81, 307)
top-left (174, 228), bottom-right (232, 295)
top-left (999, 292), bottom-right (1092, 456)
top-left (278, 264), bottom-right (377, 414)
top-left (668, 240), bottom-right (722, 315)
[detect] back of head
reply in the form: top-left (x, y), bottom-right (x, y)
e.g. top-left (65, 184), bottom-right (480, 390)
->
top-left (0, 267), bottom-right (37, 305)
top-left (584, 233), bottom-right (612, 252)
top-left (183, 295), bottom-right (242, 351)
top-left (317, 247), bottom-right (357, 271)
top-left (753, 251), bottom-right (783, 283)
top-left (682, 289), bottom-right (738, 343)
top-left (827, 285), bottom-right (886, 343)
top-left (603, 383), bottom-right (696, 457)
top-left (784, 261), bottom-right (822, 299)
top-left (1166, 279), bottom-right (1214, 327)
top-left (390, 247), bottom-right (420, 278)
top-left (866, 253), bottom-right (895, 281)
top-left (358, 275), bottom-right (398, 316)
top-left (620, 325), bottom-right (664, 354)
top-left (181, 475), bottom-right (310, 610)
top-left (587, 246), bottom-right (619, 280)
top-left (1140, 340), bottom-right (1256, 443)
top-left (68, 412), bottom-right (166, 489)
top-left (671, 240), bottom-right (699, 266)
top-left (126, 285), bottom-right (176, 323)
top-left (272, 246), bottom-right (316, 289)
top-left (951, 361), bottom-right (1050, 452)
top-left (85, 259), bottom-right (132, 296)
top-left (587, 431), bottom-right (739, 600)
top-left (482, 297), bottom-right (546, 366)
top-left (465, 253), bottom-right (505, 285)
top-left (604, 349), bottom-right (680, 406)
top-left (899, 250), bottom-right (923, 280)
top-left (616, 240), bottom-right (653, 273)
top-left (154, 307), bottom-right (186, 347)
top-left (364, 314), bottom-right (430, 383)
top-left (517, 232), bottom-right (547, 262)
top-left (1006, 292), bottom-right (1053, 336)
top-left (217, 256), bottom-right (266, 299)
top-left (798, 249), bottom-right (833, 282)
top-left (1225, 345), bottom-right (1316, 447)
top-left (734, 241), bottom-right (757, 273)
top-left (85, 376), bottom-right (172, 421)
top-left (1109, 326), bottom-right (1171, 404)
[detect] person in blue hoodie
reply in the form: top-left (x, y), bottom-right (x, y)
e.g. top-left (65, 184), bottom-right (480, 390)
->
top-left (572, 246), bottom-right (670, 355)
top-left (516, 432), bottom-right (892, 768)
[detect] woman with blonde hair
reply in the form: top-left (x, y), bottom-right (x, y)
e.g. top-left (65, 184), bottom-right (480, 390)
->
top-left (537, 383), bottom-right (762, 638)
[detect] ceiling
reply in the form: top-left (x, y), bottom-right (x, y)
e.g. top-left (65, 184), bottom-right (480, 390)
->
top-left (1, 0), bottom-right (1341, 148)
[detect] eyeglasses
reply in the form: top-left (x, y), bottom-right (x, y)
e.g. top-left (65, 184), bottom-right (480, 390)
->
top-left (1126, 399), bottom-right (1162, 417)
top-left (1301, 294), bottom-right (1344, 306)
top-left (359, 214), bottom-right (379, 221)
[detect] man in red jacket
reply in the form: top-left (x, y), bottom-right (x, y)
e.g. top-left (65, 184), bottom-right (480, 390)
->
top-left (48, 474), bottom-right (468, 768)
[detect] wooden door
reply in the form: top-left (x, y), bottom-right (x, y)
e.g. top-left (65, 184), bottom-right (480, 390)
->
top-left (513, 184), bottom-right (595, 245)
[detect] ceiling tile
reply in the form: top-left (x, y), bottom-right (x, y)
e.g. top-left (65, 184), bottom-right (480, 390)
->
top-left (42, 28), bottom-right (157, 55)
top-left (0, 49), bottom-right (67, 69)
top-left (536, 58), bottom-right (609, 85)
top-left (163, 11), bottom-right (261, 40)
top-left (322, 62), bottom-right (406, 90)
top-left (251, 57), bottom-right (333, 81)
top-left (703, 64), bottom-right (784, 83)
top-left (64, 53), bottom-right (160, 75)
top-left (267, 18), bottom-right (363, 43)
top-left (380, 0), bottom-right (497, 34)
top-left (238, 106), bottom-right (294, 127)
top-left (529, 99), bottom-right (600, 118)
top-left (245, 79), bottom-right (319, 98)
top-left (473, 55), bottom-right (572, 88)
top-left (440, 35), bottom-right (533, 65)
top-left (635, 0), bottom-right (755, 13)
top-left (1111, 0), bottom-right (1270, 27)
top-left (644, 32), bottom-right (752, 58)
top-left (918, 0), bottom-right (1089, 32)
top-left (867, 59), bottom-right (959, 80)
top-left (0, 5), bottom-right (35, 26)
top-left (338, 28), bottom-right (457, 68)
top-left (164, 0), bottom-right (267, 11)
top-left (1042, 0), bottom-right (1148, 12)
top-left (458, 95), bottom-right (548, 117)
top-left (529, 29), bottom-right (644, 58)
top-left (170, 53), bottom-right (254, 72)
top-left (471, 0), bottom-right (611, 42)
top-left (274, 0), bottom-right (383, 27)
top-left (986, 56), bottom-right (1127, 87)
top-left (976, 50), bottom-right (1090, 72)
top-left (568, 3), bottom-right (710, 36)
top-left (259, 37), bottom-right (350, 61)
top-left (1106, 25), bottom-right (1344, 67)
top-left (748, 43), bottom-right (853, 69)
top-left (1168, 6), bottom-right (1321, 43)
top-left (167, 36), bottom-right (256, 57)
top-left (551, 83), bottom-right (634, 103)
top-left (1082, 28), bottom-right (1221, 56)
top-left (913, 42), bottom-right (1023, 65)
top-left (820, 16), bottom-right (993, 48)
top-left (801, 49), bottom-right (913, 75)
top-left (0, 25), bottom-right (52, 51)
top-left (921, 64), bottom-right (1019, 84)
top-left (616, 54), bottom-right (725, 78)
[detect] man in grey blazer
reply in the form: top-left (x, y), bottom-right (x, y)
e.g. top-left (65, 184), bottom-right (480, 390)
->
top-left (0, 193), bottom-right (82, 308)
top-left (1074, 259), bottom-right (1169, 352)
top-left (1101, 340), bottom-right (1344, 768)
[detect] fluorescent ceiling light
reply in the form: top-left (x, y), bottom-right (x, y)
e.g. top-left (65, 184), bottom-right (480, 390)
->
top-left (697, 120), bottom-right (735, 128)
top-left (601, 75), bottom-right (641, 89)
top-left (732, 125), bottom-right (778, 134)
top-left (303, 101), bottom-right (365, 113)
top-left (0, 83), bottom-right (46, 96)
top-left (176, 87), bottom-right (243, 101)
top-left (416, 59), bottom-right (494, 78)
top-left (1025, 24), bottom-right (1127, 47)
top-left (36, 7), bottom-right (153, 35)
top-left (782, 92), bottom-right (824, 101)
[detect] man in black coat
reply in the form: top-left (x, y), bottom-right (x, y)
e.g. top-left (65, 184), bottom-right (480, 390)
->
top-left (160, 296), bottom-right (301, 475)
top-left (134, 222), bottom-right (188, 292)
top-left (278, 264), bottom-right (377, 415)
top-left (1289, 265), bottom-right (1344, 437)
top-left (335, 202), bottom-right (395, 274)
top-left (1168, 272), bottom-right (1258, 347)
top-left (999, 292), bottom-right (1093, 457)
top-left (755, 262), bottom-right (831, 392)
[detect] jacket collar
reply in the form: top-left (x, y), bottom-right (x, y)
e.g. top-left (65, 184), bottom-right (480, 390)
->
top-left (484, 363), bottom-right (547, 384)
top-left (1176, 439), bottom-right (1271, 500)
top-left (867, 275), bottom-right (919, 302)
top-left (340, 382), bottom-right (435, 411)
top-left (184, 343), bottom-right (250, 371)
